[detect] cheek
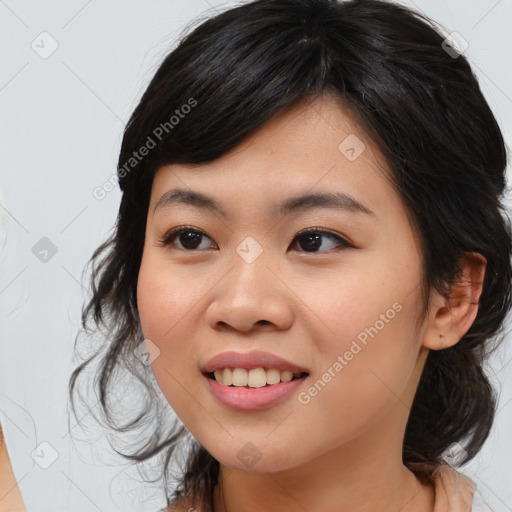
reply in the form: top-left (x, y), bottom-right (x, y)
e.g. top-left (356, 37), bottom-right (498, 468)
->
top-left (136, 254), bottom-right (203, 340)
top-left (293, 271), bottom-right (421, 434)
top-left (137, 276), bottom-right (180, 341)
top-left (298, 264), bottom-right (419, 359)
top-left (136, 258), bottom-right (196, 381)
top-left (136, 254), bottom-right (218, 416)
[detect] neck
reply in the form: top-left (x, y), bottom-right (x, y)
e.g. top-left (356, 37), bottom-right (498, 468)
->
top-left (213, 459), bottom-right (434, 512)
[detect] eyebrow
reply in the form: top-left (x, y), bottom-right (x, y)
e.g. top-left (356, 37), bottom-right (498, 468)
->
top-left (153, 187), bottom-right (375, 218)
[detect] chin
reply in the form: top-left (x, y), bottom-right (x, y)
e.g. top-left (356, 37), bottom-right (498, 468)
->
top-left (210, 445), bottom-right (306, 474)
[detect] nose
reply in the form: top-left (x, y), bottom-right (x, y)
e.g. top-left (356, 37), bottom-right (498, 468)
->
top-left (204, 248), bottom-right (294, 333)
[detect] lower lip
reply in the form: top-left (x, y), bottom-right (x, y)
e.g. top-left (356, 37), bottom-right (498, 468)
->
top-left (203, 373), bottom-right (308, 411)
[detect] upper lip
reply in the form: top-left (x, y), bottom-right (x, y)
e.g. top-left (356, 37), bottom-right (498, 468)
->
top-left (202, 350), bottom-right (310, 374)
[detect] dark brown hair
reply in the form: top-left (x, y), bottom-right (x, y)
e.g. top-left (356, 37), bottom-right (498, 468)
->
top-left (69, 0), bottom-right (512, 510)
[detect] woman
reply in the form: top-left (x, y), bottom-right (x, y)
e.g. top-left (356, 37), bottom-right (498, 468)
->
top-left (70, 0), bottom-right (511, 511)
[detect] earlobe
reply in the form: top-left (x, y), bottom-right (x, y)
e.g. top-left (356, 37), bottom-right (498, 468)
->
top-left (422, 252), bottom-right (487, 351)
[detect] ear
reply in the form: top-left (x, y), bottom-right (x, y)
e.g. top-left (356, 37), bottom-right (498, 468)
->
top-left (422, 251), bottom-right (487, 350)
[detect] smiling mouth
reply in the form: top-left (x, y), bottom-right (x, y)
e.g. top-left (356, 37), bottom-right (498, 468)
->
top-left (205, 370), bottom-right (309, 388)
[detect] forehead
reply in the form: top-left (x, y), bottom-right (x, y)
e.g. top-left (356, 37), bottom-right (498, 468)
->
top-left (149, 94), bottom-right (399, 220)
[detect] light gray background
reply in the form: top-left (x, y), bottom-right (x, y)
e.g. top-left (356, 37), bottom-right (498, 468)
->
top-left (0, 1), bottom-right (511, 511)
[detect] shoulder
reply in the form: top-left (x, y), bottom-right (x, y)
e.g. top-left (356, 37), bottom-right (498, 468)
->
top-left (431, 466), bottom-right (495, 512)
top-left (0, 431), bottom-right (27, 512)
top-left (431, 464), bottom-right (477, 511)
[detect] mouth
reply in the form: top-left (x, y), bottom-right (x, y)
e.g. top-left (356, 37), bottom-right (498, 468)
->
top-left (203, 370), bottom-right (310, 388)
top-left (202, 366), bottom-right (310, 410)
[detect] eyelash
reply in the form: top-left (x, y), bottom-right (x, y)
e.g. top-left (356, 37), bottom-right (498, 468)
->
top-left (157, 226), bottom-right (353, 253)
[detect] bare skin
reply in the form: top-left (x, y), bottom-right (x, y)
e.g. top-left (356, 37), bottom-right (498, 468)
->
top-left (138, 93), bottom-right (486, 512)
top-left (0, 427), bottom-right (27, 512)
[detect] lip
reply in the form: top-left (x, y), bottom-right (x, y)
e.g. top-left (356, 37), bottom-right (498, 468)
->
top-left (202, 372), bottom-right (308, 411)
top-left (202, 350), bottom-right (309, 374)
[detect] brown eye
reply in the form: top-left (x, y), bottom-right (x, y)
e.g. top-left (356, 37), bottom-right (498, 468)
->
top-left (158, 226), bottom-right (216, 251)
top-left (158, 226), bottom-right (352, 253)
top-left (290, 228), bottom-right (353, 253)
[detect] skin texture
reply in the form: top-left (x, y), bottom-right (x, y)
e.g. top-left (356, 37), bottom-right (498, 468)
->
top-left (0, 427), bottom-right (27, 511)
top-left (137, 94), bottom-right (487, 512)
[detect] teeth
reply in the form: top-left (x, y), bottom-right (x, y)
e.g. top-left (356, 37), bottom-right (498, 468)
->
top-left (211, 368), bottom-right (304, 388)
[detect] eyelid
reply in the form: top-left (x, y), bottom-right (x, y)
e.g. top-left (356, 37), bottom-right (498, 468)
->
top-left (157, 225), bottom-right (213, 248)
top-left (157, 225), bottom-right (354, 252)
top-left (293, 227), bottom-right (353, 248)
top-left (295, 227), bottom-right (349, 239)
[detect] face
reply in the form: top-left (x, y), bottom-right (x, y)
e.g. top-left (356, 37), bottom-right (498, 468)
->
top-left (137, 94), bottom-right (430, 473)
